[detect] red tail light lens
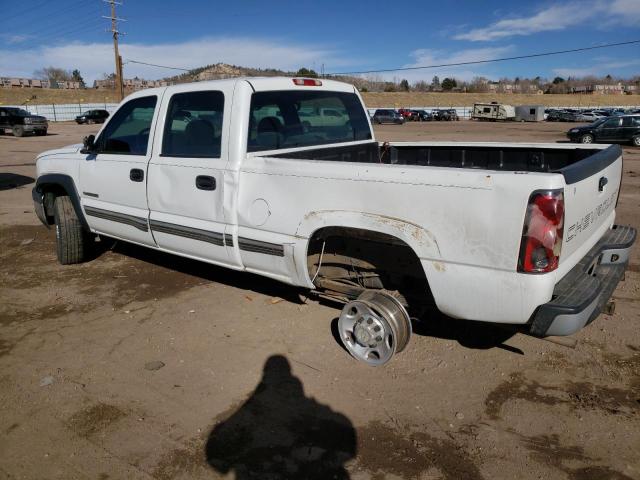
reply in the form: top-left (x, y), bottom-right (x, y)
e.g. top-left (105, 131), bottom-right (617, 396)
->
top-left (518, 190), bottom-right (564, 273)
top-left (292, 78), bottom-right (322, 86)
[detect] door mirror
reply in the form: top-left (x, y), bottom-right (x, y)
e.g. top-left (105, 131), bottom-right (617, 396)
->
top-left (81, 134), bottom-right (96, 154)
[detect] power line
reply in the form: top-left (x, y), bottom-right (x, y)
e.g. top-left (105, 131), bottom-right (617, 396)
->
top-left (124, 59), bottom-right (191, 71)
top-left (123, 39), bottom-right (640, 78)
top-left (328, 39), bottom-right (640, 75)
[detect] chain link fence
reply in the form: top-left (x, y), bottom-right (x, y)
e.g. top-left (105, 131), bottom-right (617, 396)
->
top-left (5, 103), bottom-right (120, 121)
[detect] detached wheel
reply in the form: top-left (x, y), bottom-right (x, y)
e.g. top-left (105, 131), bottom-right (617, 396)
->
top-left (338, 290), bottom-right (411, 366)
top-left (632, 136), bottom-right (640, 147)
top-left (12, 125), bottom-right (24, 137)
top-left (54, 196), bottom-right (88, 264)
top-left (580, 134), bottom-right (594, 144)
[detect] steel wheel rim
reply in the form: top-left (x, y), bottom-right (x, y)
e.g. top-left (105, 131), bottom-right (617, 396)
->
top-left (338, 300), bottom-right (396, 366)
top-left (338, 291), bottom-right (411, 366)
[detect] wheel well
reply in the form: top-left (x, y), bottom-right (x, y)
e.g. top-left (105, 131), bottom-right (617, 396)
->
top-left (306, 226), bottom-right (434, 310)
top-left (39, 183), bottom-right (68, 224)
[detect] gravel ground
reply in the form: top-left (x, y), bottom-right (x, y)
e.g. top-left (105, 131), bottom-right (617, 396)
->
top-left (0, 120), bottom-right (638, 480)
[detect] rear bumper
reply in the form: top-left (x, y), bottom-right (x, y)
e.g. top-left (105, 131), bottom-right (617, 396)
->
top-left (529, 225), bottom-right (636, 337)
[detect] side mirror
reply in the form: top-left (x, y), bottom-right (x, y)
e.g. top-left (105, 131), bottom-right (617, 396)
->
top-left (81, 134), bottom-right (96, 154)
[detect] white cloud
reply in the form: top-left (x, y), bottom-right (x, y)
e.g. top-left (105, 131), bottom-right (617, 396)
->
top-left (553, 59), bottom-right (640, 78)
top-left (0, 36), bottom-right (345, 83)
top-left (454, 0), bottom-right (640, 41)
top-left (0, 34), bottom-right (32, 44)
top-left (369, 46), bottom-right (515, 83)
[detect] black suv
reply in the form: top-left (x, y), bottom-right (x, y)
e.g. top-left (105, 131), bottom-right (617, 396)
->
top-left (567, 115), bottom-right (640, 146)
top-left (75, 109), bottom-right (110, 124)
top-left (372, 109), bottom-right (405, 124)
top-left (432, 109), bottom-right (459, 121)
top-left (0, 107), bottom-right (48, 137)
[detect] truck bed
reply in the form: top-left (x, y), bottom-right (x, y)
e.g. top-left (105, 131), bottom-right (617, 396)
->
top-left (270, 141), bottom-right (620, 183)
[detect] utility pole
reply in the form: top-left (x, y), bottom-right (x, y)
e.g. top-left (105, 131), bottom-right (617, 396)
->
top-left (103, 0), bottom-right (125, 101)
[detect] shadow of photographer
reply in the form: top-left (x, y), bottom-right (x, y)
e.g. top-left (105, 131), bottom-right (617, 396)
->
top-left (205, 355), bottom-right (356, 479)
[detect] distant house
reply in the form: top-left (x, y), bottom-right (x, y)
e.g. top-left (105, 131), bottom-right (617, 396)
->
top-left (571, 83), bottom-right (630, 95)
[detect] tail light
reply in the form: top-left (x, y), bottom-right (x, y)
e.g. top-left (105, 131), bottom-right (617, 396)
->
top-left (518, 189), bottom-right (564, 273)
top-left (293, 78), bottom-right (322, 86)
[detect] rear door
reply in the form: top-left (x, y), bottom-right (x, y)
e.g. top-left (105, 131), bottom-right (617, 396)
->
top-left (147, 86), bottom-right (236, 268)
top-left (621, 116), bottom-right (640, 141)
top-left (79, 94), bottom-right (159, 246)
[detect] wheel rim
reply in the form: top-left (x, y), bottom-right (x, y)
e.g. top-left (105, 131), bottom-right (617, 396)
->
top-left (338, 291), bottom-right (411, 366)
top-left (634, 137), bottom-right (640, 146)
top-left (582, 135), bottom-right (593, 143)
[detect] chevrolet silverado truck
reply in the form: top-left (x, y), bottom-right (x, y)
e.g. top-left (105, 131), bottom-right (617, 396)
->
top-left (32, 77), bottom-right (636, 366)
top-left (0, 106), bottom-right (48, 137)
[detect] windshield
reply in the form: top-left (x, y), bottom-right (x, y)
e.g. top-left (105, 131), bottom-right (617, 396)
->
top-left (590, 118), bottom-right (607, 127)
top-left (247, 90), bottom-right (371, 152)
top-left (82, 111), bottom-right (92, 115)
top-left (10, 109), bottom-right (31, 116)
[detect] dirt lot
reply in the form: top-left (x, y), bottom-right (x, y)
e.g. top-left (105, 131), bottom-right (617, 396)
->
top-left (3, 87), bottom-right (638, 109)
top-left (1, 121), bottom-right (639, 480)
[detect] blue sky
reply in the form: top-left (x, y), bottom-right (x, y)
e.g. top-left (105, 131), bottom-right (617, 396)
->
top-left (1, 0), bottom-right (639, 83)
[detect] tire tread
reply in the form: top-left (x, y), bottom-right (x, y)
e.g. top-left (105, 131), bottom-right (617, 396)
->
top-left (54, 196), bottom-right (87, 264)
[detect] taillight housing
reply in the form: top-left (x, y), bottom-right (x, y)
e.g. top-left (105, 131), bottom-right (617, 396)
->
top-left (518, 189), bottom-right (564, 273)
top-left (292, 78), bottom-right (322, 86)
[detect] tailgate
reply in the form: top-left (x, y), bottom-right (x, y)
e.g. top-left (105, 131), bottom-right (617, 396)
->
top-left (559, 145), bottom-right (622, 272)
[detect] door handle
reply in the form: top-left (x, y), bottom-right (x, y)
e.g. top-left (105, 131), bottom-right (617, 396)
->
top-left (195, 175), bottom-right (216, 191)
top-left (598, 176), bottom-right (608, 192)
top-left (130, 168), bottom-right (144, 182)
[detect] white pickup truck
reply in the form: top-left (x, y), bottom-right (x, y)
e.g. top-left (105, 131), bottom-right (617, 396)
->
top-left (33, 77), bottom-right (636, 365)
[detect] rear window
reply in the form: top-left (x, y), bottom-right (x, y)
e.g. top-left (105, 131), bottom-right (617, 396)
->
top-left (247, 90), bottom-right (371, 152)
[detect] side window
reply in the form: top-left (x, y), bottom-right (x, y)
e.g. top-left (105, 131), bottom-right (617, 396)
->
top-left (529, 108), bottom-right (536, 115)
top-left (162, 90), bottom-right (224, 158)
top-left (97, 96), bottom-right (157, 155)
top-left (602, 118), bottom-right (621, 128)
top-left (483, 107), bottom-right (491, 113)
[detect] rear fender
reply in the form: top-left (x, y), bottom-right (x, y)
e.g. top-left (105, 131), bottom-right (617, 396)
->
top-left (294, 209), bottom-right (441, 286)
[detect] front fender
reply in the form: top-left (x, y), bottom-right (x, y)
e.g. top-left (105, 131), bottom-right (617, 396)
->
top-left (34, 174), bottom-right (88, 230)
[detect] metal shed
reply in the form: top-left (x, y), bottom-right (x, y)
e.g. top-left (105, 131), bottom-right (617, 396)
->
top-left (515, 105), bottom-right (545, 122)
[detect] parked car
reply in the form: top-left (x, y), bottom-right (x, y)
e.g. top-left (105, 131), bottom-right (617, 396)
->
top-left (574, 112), bottom-right (604, 122)
top-left (372, 109), bottom-right (404, 124)
top-left (567, 114), bottom-right (640, 146)
top-left (410, 109), bottom-right (432, 121)
top-left (75, 109), bottom-right (110, 124)
top-left (397, 108), bottom-right (415, 121)
top-left (546, 110), bottom-right (563, 122)
top-left (31, 77), bottom-right (636, 366)
top-left (432, 109), bottom-right (459, 121)
top-left (0, 107), bottom-right (48, 137)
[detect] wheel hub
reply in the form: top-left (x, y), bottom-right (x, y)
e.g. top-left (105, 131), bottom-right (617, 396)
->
top-left (353, 315), bottom-right (384, 348)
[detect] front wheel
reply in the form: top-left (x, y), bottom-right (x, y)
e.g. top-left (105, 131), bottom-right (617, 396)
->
top-left (580, 134), bottom-right (594, 144)
top-left (632, 136), bottom-right (640, 147)
top-left (12, 125), bottom-right (24, 137)
top-left (54, 196), bottom-right (89, 265)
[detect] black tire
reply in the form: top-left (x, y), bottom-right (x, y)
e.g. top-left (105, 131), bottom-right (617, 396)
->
top-left (53, 196), bottom-right (88, 264)
top-left (12, 125), bottom-right (24, 137)
top-left (632, 136), bottom-right (640, 147)
top-left (37, 130), bottom-right (47, 136)
top-left (580, 134), bottom-right (594, 144)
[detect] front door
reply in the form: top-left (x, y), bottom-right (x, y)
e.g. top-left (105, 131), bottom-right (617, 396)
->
top-left (596, 117), bottom-right (622, 142)
top-left (79, 94), bottom-right (160, 246)
top-left (147, 86), bottom-right (236, 268)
